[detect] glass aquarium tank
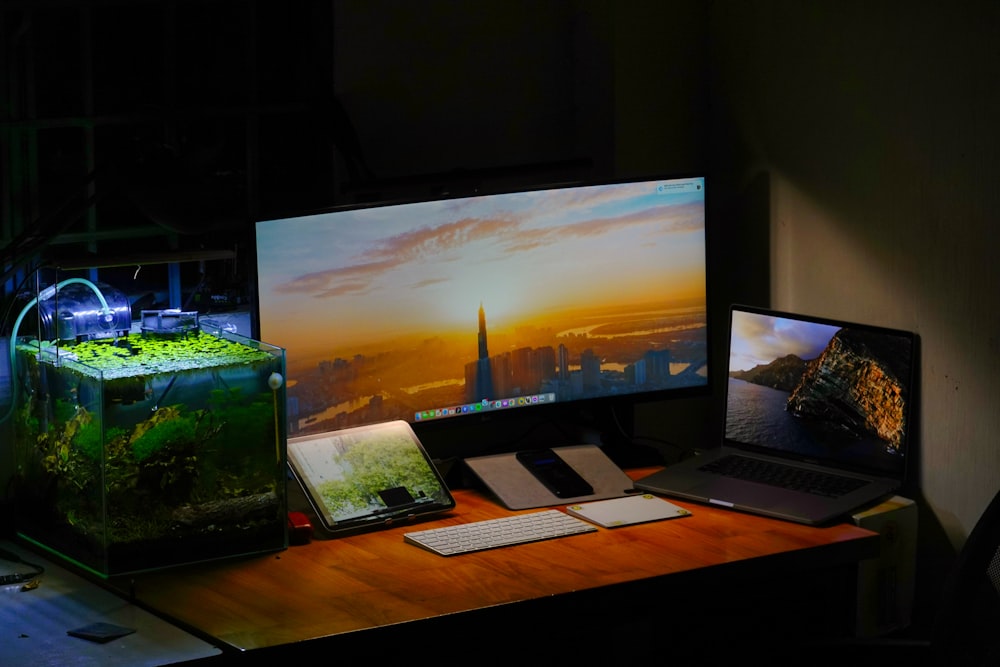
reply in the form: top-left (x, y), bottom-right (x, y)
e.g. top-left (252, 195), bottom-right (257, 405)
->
top-left (7, 281), bottom-right (287, 577)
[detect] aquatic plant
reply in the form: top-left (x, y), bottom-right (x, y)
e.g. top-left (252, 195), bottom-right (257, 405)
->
top-left (15, 329), bottom-right (276, 380)
top-left (40, 407), bottom-right (97, 488)
top-left (131, 408), bottom-right (198, 461)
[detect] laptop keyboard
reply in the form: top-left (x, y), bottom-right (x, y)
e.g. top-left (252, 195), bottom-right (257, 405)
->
top-left (403, 509), bottom-right (597, 556)
top-left (699, 454), bottom-right (870, 498)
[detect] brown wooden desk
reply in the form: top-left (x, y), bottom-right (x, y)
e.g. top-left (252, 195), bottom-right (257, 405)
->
top-left (109, 468), bottom-right (879, 663)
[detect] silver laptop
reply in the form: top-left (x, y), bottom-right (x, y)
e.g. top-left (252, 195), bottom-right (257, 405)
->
top-left (635, 305), bottom-right (916, 525)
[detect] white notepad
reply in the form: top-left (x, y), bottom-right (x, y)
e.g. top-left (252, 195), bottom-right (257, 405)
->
top-left (566, 494), bottom-right (691, 528)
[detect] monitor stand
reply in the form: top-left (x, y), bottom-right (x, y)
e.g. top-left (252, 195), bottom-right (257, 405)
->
top-left (463, 445), bottom-right (638, 510)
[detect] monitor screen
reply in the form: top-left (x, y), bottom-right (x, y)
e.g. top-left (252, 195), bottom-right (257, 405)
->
top-left (253, 175), bottom-right (709, 456)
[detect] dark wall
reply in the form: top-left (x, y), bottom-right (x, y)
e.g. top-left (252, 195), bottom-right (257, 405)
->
top-left (1, 0), bottom-right (725, 508)
top-left (706, 0), bottom-right (1000, 632)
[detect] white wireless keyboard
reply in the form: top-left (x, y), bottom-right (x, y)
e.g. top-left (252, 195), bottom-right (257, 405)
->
top-left (403, 509), bottom-right (597, 556)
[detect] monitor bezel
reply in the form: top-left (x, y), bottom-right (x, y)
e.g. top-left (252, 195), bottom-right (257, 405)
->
top-left (250, 172), bottom-right (712, 463)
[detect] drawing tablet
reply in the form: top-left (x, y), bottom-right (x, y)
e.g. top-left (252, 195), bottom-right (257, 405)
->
top-left (287, 420), bottom-right (455, 534)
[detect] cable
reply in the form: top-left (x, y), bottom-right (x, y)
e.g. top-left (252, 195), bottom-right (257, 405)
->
top-left (0, 547), bottom-right (45, 586)
top-left (1, 275), bottom-right (114, 425)
top-left (607, 403), bottom-right (699, 463)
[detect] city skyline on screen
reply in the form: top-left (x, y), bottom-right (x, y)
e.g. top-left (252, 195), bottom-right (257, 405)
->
top-left (256, 178), bottom-right (707, 375)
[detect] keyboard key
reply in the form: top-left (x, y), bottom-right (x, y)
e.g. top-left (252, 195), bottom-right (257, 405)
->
top-left (699, 454), bottom-right (869, 498)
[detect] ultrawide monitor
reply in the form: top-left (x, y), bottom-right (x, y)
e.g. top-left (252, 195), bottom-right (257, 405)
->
top-left (254, 175), bottom-right (709, 456)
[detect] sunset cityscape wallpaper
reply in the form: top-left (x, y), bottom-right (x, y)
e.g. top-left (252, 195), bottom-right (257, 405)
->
top-left (255, 177), bottom-right (708, 436)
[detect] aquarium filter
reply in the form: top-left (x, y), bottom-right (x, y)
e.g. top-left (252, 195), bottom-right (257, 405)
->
top-left (141, 309), bottom-right (199, 334)
top-left (34, 281), bottom-right (132, 342)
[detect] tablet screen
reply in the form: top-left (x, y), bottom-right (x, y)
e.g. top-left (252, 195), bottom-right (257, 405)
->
top-left (287, 420), bottom-right (455, 533)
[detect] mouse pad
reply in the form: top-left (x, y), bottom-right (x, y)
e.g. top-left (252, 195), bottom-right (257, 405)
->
top-left (67, 622), bottom-right (136, 644)
top-left (464, 445), bottom-right (635, 510)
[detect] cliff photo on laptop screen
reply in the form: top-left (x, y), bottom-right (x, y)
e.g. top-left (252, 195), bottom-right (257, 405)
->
top-left (726, 309), bottom-right (914, 476)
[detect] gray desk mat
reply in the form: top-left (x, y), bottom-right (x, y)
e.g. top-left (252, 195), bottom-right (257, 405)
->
top-left (463, 445), bottom-right (636, 510)
top-left (0, 540), bottom-right (221, 666)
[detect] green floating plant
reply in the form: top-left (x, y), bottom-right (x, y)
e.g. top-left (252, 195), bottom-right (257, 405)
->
top-left (17, 330), bottom-right (276, 380)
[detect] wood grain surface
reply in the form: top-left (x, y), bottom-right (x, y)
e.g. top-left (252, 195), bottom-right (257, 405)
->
top-left (110, 468), bottom-right (878, 653)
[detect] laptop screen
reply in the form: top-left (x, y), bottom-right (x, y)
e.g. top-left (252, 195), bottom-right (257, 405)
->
top-left (725, 306), bottom-right (916, 478)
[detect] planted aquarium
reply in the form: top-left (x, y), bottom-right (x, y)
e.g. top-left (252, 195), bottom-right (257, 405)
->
top-left (8, 291), bottom-right (288, 577)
